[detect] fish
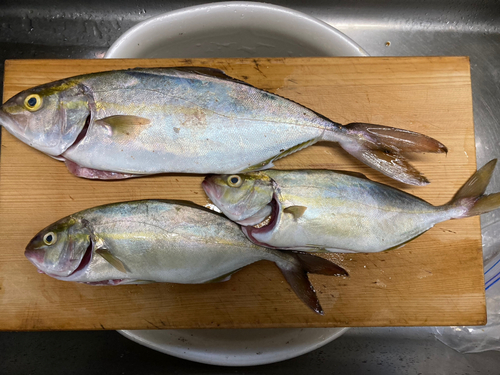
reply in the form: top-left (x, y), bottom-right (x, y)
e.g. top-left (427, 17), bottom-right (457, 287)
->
top-left (24, 199), bottom-right (348, 315)
top-left (0, 67), bottom-right (447, 185)
top-left (202, 160), bottom-right (500, 253)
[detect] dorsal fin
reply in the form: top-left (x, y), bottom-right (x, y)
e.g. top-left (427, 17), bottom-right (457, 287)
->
top-left (330, 169), bottom-right (370, 180)
top-left (173, 66), bottom-right (232, 79)
top-left (172, 66), bottom-right (256, 88)
top-left (153, 199), bottom-right (227, 217)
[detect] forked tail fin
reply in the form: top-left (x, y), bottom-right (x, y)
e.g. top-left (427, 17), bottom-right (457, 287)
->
top-left (448, 159), bottom-right (500, 218)
top-left (276, 251), bottom-right (348, 315)
top-left (325, 122), bottom-right (448, 186)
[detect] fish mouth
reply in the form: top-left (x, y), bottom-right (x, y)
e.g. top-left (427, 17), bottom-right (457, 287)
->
top-left (0, 110), bottom-right (29, 143)
top-left (242, 194), bottom-right (280, 248)
top-left (201, 177), bottom-right (223, 200)
top-left (24, 246), bottom-right (46, 269)
top-left (0, 109), bottom-right (17, 128)
top-left (252, 214), bottom-right (272, 228)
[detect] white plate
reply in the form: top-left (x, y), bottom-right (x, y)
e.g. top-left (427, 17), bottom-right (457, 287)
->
top-left (119, 327), bottom-right (350, 366)
top-left (107, 1), bottom-right (366, 366)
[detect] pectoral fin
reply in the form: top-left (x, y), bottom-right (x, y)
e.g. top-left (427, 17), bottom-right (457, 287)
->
top-left (100, 115), bottom-right (151, 127)
top-left (284, 205), bottom-right (307, 219)
top-left (98, 115), bottom-right (151, 137)
top-left (96, 249), bottom-right (128, 274)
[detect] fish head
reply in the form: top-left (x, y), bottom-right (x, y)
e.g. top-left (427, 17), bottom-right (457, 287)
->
top-left (202, 172), bottom-right (275, 225)
top-left (25, 217), bottom-right (92, 278)
top-left (0, 79), bottom-right (92, 157)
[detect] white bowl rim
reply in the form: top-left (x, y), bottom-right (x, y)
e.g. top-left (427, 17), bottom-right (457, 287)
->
top-left (118, 327), bottom-right (350, 366)
top-left (105, 1), bottom-right (368, 58)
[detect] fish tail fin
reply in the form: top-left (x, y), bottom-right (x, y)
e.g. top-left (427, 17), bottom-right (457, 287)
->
top-left (448, 159), bottom-right (500, 218)
top-left (324, 122), bottom-right (447, 186)
top-left (276, 251), bottom-right (348, 315)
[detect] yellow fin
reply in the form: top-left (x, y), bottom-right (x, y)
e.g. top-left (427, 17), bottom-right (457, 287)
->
top-left (96, 249), bottom-right (127, 273)
top-left (284, 205), bottom-right (307, 219)
top-left (173, 67), bottom-right (245, 83)
top-left (98, 115), bottom-right (151, 137)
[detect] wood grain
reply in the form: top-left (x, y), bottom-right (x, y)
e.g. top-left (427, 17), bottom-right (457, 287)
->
top-left (0, 57), bottom-right (485, 330)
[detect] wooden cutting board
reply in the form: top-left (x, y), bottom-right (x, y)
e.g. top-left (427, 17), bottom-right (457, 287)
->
top-left (0, 57), bottom-right (485, 330)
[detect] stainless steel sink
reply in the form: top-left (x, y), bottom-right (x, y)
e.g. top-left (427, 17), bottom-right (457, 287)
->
top-left (1, 0), bottom-right (499, 373)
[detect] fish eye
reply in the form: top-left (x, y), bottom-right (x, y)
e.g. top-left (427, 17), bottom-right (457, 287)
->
top-left (43, 232), bottom-right (57, 246)
top-left (24, 94), bottom-right (43, 112)
top-left (227, 175), bottom-right (243, 188)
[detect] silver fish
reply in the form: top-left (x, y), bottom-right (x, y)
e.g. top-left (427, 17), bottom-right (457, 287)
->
top-left (0, 67), bottom-right (446, 185)
top-left (24, 199), bottom-right (347, 315)
top-left (202, 160), bottom-right (500, 253)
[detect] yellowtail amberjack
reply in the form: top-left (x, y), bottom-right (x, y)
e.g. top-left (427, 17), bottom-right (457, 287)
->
top-left (203, 160), bottom-right (500, 253)
top-left (0, 67), bottom-right (446, 184)
top-left (25, 199), bottom-right (348, 315)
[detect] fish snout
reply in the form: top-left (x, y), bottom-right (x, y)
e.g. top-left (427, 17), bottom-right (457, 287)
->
top-left (0, 109), bottom-right (23, 134)
top-left (24, 246), bottom-right (46, 269)
top-left (0, 107), bottom-right (35, 150)
top-left (202, 177), bottom-right (224, 201)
